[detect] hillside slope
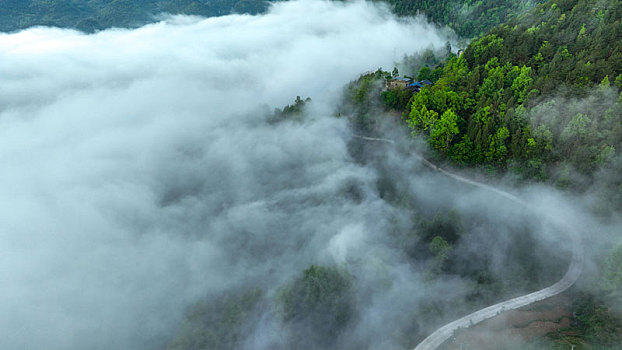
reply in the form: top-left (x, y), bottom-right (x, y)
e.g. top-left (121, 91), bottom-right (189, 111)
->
top-left (377, 0), bottom-right (546, 38)
top-left (402, 0), bottom-right (621, 211)
top-left (0, 0), bottom-right (542, 35)
top-left (0, 0), bottom-right (269, 32)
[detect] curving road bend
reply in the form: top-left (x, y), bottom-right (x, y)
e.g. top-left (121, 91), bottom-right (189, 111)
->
top-left (410, 155), bottom-right (584, 350)
top-left (351, 135), bottom-right (584, 350)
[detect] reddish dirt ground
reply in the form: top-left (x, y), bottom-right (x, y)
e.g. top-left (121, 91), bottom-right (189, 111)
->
top-left (440, 294), bottom-right (574, 350)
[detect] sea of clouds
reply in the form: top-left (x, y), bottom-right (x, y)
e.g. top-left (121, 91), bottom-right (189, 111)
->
top-left (1, 1), bottom-right (608, 349)
top-left (0, 1), bottom-right (448, 349)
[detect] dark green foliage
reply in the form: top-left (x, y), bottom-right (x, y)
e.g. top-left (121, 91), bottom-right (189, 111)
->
top-left (592, 154), bottom-right (622, 213)
top-left (167, 288), bottom-right (264, 350)
top-left (278, 265), bottom-right (354, 349)
top-left (268, 96), bottom-right (311, 124)
top-left (417, 66), bottom-right (433, 81)
top-left (231, 0), bottom-right (267, 15)
top-left (418, 210), bottom-right (463, 245)
top-left (381, 87), bottom-right (412, 111)
top-left (600, 245), bottom-right (622, 305)
top-left (0, 0), bottom-right (541, 35)
top-left (566, 294), bottom-right (622, 348)
top-left (417, 65), bottom-right (444, 83)
top-left (391, 202), bottom-right (567, 311)
top-left (540, 247), bottom-right (622, 349)
top-left (338, 68), bottom-right (389, 133)
top-left (463, 0), bottom-right (622, 96)
top-left (402, 0), bottom-right (622, 205)
top-left (339, 50), bottom-right (448, 132)
top-left (400, 49), bottom-right (446, 82)
top-left (377, 0), bottom-right (546, 39)
top-left (391, 209), bottom-right (463, 265)
top-left (0, 0), bottom-right (271, 32)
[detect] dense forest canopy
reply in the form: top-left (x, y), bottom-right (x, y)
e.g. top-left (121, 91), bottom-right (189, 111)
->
top-left (371, 0), bottom-right (622, 213)
top-left (0, 0), bottom-right (546, 36)
top-left (377, 0), bottom-right (547, 38)
top-left (0, 0), bottom-right (271, 32)
top-left (341, 0), bottom-right (622, 347)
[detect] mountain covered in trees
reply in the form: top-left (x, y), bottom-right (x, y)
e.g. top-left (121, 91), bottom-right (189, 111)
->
top-left (372, 0), bottom-right (622, 213)
top-left (2, 0), bottom-right (621, 349)
top-left (1, 0), bottom-right (546, 36)
top-left (377, 0), bottom-right (547, 38)
top-left (340, 1), bottom-right (621, 347)
top-left (0, 0), bottom-right (270, 32)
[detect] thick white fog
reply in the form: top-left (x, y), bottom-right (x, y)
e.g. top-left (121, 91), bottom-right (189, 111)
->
top-left (1, 1), bottom-right (611, 349)
top-left (0, 1), bottom-right (447, 349)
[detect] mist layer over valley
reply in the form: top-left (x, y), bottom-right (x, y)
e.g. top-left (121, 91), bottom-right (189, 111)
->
top-left (0, 1), bottom-right (608, 349)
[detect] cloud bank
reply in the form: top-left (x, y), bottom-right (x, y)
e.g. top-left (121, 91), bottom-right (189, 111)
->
top-left (0, 1), bottom-right (596, 349)
top-left (0, 1), bottom-right (447, 349)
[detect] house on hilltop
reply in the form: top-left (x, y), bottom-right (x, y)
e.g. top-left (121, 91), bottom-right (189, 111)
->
top-left (386, 77), bottom-right (412, 90)
top-left (385, 77), bottom-right (434, 93)
top-left (407, 79), bottom-right (432, 92)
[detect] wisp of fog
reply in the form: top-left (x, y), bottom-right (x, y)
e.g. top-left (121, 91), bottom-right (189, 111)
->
top-left (0, 1), bottom-right (601, 349)
top-left (0, 1), bottom-right (446, 349)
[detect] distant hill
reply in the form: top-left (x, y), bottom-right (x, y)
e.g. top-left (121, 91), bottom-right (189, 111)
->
top-left (0, 0), bottom-right (544, 36)
top-left (376, 0), bottom-right (547, 39)
top-left (0, 0), bottom-right (271, 33)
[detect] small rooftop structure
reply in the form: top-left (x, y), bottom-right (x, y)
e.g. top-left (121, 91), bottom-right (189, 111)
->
top-left (386, 76), bottom-right (413, 90)
top-left (406, 80), bottom-right (433, 92)
top-left (385, 77), bottom-right (434, 92)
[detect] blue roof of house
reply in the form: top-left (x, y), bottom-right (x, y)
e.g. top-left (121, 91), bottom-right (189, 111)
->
top-left (409, 82), bottom-right (424, 87)
top-left (421, 80), bottom-right (433, 85)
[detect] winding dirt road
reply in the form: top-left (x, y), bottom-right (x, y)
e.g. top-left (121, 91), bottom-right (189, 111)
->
top-left (411, 154), bottom-right (584, 350)
top-left (351, 135), bottom-right (584, 350)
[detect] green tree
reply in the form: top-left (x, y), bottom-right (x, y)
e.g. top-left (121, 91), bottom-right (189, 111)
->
top-left (408, 104), bottom-right (439, 133)
top-left (429, 236), bottom-right (450, 258)
top-left (601, 246), bottom-right (622, 301)
top-left (430, 109), bottom-right (460, 152)
top-left (486, 126), bottom-right (510, 162)
top-left (381, 88), bottom-right (412, 110)
top-left (511, 66), bottom-right (533, 103)
top-left (428, 235), bottom-right (452, 275)
top-left (417, 66), bottom-right (432, 81)
top-left (600, 75), bottom-right (611, 90)
top-left (168, 289), bottom-right (264, 350)
top-left (561, 113), bottom-right (591, 142)
top-left (278, 265), bottom-right (354, 348)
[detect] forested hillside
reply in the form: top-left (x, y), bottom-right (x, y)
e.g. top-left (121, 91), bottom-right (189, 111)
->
top-left (341, 2), bottom-right (621, 346)
top-left (3, 0), bottom-right (621, 349)
top-left (378, 0), bottom-right (546, 38)
top-left (391, 0), bottom-right (622, 212)
top-left (0, 0), bottom-right (269, 32)
top-left (0, 0), bottom-right (543, 35)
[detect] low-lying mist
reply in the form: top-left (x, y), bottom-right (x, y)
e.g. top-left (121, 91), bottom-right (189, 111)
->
top-left (0, 1), bottom-right (616, 350)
